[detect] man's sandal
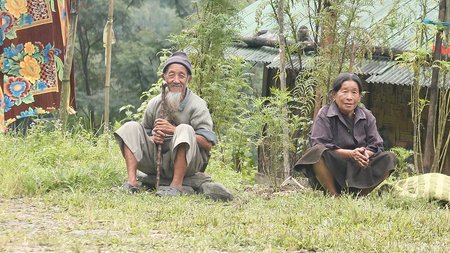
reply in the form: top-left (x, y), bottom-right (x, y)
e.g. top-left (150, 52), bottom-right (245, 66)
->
top-left (121, 182), bottom-right (140, 194)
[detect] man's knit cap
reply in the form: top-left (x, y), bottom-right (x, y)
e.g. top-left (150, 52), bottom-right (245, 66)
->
top-left (162, 52), bottom-right (192, 75)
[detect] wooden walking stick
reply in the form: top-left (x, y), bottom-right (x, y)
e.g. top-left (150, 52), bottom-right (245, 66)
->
top-left (156, 82), bottom-right (167, 189)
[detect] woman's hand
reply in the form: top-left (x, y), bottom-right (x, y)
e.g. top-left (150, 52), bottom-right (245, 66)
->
top-left (363, 149), bottom-right (374, 159)
top-left (351, 147), bottom-right (369, 168)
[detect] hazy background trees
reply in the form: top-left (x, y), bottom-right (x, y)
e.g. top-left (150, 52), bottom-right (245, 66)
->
top-left (74, 0), bottom-right (194, 128)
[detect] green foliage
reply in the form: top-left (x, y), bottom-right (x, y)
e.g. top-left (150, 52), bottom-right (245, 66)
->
top-left (207, 150), bottom-right (251, 187)
top-left (396, 49), bottom-right (431, 67)
top-left (169, 2), bottom-right (247, 135)
top-left (214, 114), bottom-right (258, 180)
top-left (112, 2), bottom-right (185, 93)
top-left (193, 55), bottom-right (256, 176)
top-left (389, 147), bottom-right (415, 179)
top-left (0, 121), bottom-right (124, 197)
top-left (242, 88), bottom-right (307, 180)
top-left (161, 0), bottom-right (260, 175)
top-left (292, 71), bottom-right (317, 153)
top-left (393, 2), bottom-right (450, 174)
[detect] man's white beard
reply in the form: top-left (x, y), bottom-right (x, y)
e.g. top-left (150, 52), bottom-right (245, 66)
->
top-left (165, 89), bottom-right (183, 115)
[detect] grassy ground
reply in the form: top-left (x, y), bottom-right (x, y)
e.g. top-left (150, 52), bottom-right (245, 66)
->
top-left (0, 127), bottom-right (449, 252)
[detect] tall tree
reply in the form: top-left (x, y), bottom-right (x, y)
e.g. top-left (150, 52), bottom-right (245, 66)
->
top-left (170, 0), bottom-right (245, 138)
top-left (60, 0), bottom-right (80, 129)
top-left (423, 0), bottom-right (447, 173)
top-left (274, 0), bottom-right (291, 178)
top-left (168, 0), bottom-right (257, 174)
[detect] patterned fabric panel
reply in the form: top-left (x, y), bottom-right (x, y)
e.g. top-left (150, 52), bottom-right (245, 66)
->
top-left (394, 173), bottom-right (450, 203)
top-left (0, 0), bottom-right (73, 132)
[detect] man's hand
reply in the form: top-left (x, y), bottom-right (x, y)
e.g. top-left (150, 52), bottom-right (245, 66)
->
top-left (152, 118), bottom-right (175, 145)
top-left (153, 119), bottom-right (176, 135)
top-left (152, 129), bottom-right (165, 145)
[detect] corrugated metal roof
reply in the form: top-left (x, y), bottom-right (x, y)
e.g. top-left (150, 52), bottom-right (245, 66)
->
top-left (238, 0), bottom-right (311, 37)
top-left (266, 54), bottom-right (314, 69)
top-left (237, 0), bottom-right (438, 51)
top-left (355, 59), bottom-right (396, 76)
top-left (365, 63), bottom-right (450, 88)
top-left (230, 0), bottom-right (449, 88)
top-left (366, 64), bottom-right (413, 85)
top-left (225, 45), bottom-right (278, 63)
top-left (230, 48), bottom-right (450, 87)
top-left (226, 44), bottom-right (314, 69)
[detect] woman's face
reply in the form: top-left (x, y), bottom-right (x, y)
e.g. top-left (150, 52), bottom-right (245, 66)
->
top-left (333, 80), bottom-right (361, 117)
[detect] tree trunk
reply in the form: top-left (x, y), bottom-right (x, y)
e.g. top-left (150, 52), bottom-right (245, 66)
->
top-left (276, 0), bottom-right (291, 179)
top-left (77, 20), bottom-right (96, 129)
top-left (423, 0), bottom-right (446, 173)
top-left (77, 26), bottom-right (91, 96)
top-left (313, 0), bottom-right (337, 117)
top-left (59, 0), bottom-right (79, 129)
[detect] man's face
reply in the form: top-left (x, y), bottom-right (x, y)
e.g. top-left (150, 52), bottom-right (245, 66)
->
top-left (163, 63), bottom-right (190, 96)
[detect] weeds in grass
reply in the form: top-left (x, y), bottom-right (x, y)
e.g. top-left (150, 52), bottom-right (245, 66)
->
top-left (0, 124), bottom-right (124, 197)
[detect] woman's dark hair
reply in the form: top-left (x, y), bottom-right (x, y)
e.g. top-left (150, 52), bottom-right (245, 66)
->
top-left (332, 73), bottom-right (363, 93)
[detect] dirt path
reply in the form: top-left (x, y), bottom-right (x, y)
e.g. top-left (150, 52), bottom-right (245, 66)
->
top-left (1, 197), bottom-right (62, 252)
top-left (0, 197), bottom-right (138, 252)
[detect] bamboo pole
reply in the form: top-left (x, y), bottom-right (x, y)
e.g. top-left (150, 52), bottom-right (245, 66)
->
top-left (103, 0), bottom-right (115, 133)
top-left (59, 0), bottom-right (79, 130)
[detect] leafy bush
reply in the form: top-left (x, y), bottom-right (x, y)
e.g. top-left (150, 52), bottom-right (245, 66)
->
top-left (389, 146), bottom-right (415, 179)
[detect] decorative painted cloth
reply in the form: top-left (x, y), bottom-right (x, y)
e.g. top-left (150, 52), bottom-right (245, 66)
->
top-left (0, 0), bottom-right (74, 132)
top-left (394, 173), bottom-right (450, 203)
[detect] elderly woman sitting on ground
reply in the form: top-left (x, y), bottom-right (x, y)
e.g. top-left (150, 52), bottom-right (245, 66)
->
top-left (294, 73), bottom-right (397, 196)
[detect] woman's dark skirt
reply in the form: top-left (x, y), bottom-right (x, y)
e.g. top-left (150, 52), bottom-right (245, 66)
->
top-left (294, 144), bottom-right (397, 193)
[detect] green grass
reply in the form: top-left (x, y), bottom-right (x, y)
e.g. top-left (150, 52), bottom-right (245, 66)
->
top-left (0, 127), bottom-right (449, 252)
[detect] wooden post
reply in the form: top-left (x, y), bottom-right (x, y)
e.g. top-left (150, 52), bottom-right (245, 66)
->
top-left (423, 0), bottom-right (446, 173)
top-left (103, 0), bottom-right (115, 133)
top-left (59, 0), bottom-right (79, 129)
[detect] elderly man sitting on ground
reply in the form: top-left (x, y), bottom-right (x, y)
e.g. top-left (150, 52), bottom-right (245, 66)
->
top-left (114, 52), bottom-right (232, 201)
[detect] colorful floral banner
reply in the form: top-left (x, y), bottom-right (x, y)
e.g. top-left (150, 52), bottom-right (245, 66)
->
top-left (0, 0), bottom-right (72, 132)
